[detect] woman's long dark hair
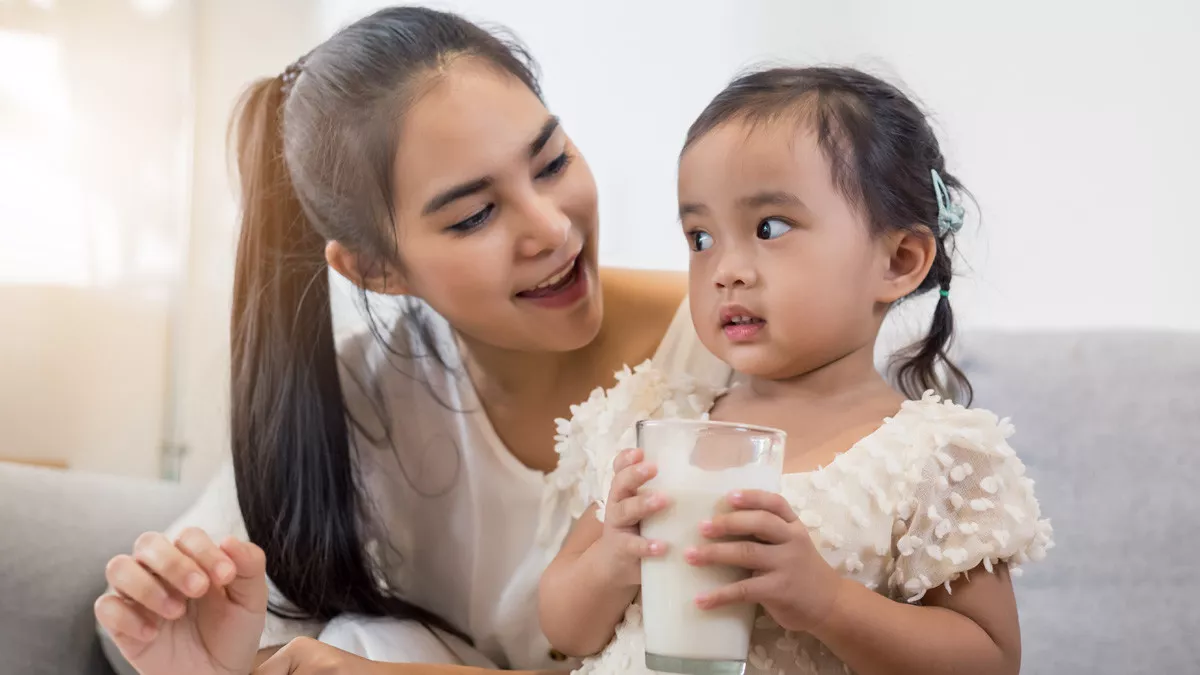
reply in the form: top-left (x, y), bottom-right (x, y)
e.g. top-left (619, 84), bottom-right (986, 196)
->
top-left (684, 66), bottom-right (973, 404)
top-left (228, 6), bottom-right (540, 635)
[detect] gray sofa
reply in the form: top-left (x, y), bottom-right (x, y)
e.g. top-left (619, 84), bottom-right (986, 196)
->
top-left (2, 331), bottom-right (1197, 675)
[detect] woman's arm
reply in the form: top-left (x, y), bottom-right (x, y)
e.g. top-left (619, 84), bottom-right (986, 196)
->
top-left (537, 508), bottom-right (639, 656)
top-left (812, 564), bottom-right (1020, 675)
top-left (253, 637), bottom-right (569, 674)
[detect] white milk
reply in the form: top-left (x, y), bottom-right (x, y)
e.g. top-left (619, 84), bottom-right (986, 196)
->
top-left (639, 463), bottom-right (780, 663)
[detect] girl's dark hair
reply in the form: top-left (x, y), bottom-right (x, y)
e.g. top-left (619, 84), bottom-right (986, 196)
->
top-left (683, 66), bottom-right (973, 405)
top-left (228, 6), bottom-right (540, 636)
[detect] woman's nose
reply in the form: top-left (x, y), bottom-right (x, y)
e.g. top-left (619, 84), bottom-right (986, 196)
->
top-left (515, 192), bottom-right (571, 259)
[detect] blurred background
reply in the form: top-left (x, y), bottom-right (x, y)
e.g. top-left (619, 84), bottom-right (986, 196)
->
top-left (2, 0), bottom-right (1198, 487)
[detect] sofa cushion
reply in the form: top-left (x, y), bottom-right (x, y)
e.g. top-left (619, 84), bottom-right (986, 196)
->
top-left (0, 464), bottom-right (192, 675)
top-left (959, 331), bottom-right (1200, 674)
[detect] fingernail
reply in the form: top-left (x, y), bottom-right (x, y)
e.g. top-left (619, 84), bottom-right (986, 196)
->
top-left (648, 541), bottom-right (663, 555)
top-left (695, 595), bottom-right (710, 608)
top-left (164, 599), bottom-right (185, 617)
top-left (684, 547), bottom-right (700, 563)
top-left (729, 491), bottom-right (743, 503)
top-left (699, 520), bottom-right (714, 534)
top-left (639, 464), bottom-right (652, 476)
top-left (101, 603), bottom-right (120, 620)
top-left (184, 573), bottom-right (206, 594)
top-left (215, 562), bottom-right (234, 581)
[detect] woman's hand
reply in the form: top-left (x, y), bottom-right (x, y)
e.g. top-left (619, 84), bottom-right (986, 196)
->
top-left (253, 637), bottom-right (386, 674)
top-left (594, 448), bottom-right (672, 587)
top-left (94, 528), bottom-right (268, 675)
top-left (686, 489), bottom-right (843, 633)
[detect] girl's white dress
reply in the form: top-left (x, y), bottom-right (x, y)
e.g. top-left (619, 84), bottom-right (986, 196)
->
top-left (550, 362), bottom-right (1054, 675)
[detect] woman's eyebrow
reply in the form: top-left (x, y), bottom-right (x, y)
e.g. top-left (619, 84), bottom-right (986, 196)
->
top-left (423, 116), bottom-right (561, 216)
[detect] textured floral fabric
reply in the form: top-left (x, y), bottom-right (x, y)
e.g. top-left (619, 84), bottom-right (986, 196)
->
top-left (549, 363), bottom-right (1053, 675)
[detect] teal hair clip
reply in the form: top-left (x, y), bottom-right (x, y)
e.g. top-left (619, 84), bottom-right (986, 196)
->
top-left (931, 169), bottom-right (964, 236)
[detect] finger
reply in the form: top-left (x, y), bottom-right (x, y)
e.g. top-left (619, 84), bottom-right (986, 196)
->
top-left (221, 537), bottom-right (268, 613)
top-left (607, 491), bottom-right (671, 529)
top-left (702, 510), bottom-right (791, 544)
top-left (175, 527), bottom-right (236, 587)
top-left (252, 637), bottom-right (324, 675)
top-left (686, 540), bottom-right (774, 570)
top-left (696, 575), bottom-right (776, 610)
top-left (728, 490), bottom-right (797, 523)
top-left (621, 533), bottom-right (668, 559)
top-left (608, 462), bottom-right (657, 504)
top-left (105, 554), bottom-right (186, 620)
top-left (95, 593), bottom-right (159, 644)
top-left (611, 447), bottom-right (643, 474)
top-left (132, 531), bottom-right (210, 599)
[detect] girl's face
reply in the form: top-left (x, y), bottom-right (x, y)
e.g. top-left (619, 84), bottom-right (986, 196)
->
top-left (352, 57), bottom-right (602, 353)
top-left (678, 120), bottom-right (900, 380)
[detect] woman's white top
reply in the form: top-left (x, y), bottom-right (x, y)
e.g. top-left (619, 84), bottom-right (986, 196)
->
top-left (158, 300), bottom-right (730, 671)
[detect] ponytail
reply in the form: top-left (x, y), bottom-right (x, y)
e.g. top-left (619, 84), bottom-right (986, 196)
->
top-left (228, 76), bottom-right (461, 635)
top-left (889, 260), bottom-right (974, 405)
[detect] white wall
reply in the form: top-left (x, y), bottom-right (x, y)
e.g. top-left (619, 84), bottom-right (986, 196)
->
top-left (0, 0), bottom-right (193, 476)
top-left (765, 0), bottom-right (1200, 333)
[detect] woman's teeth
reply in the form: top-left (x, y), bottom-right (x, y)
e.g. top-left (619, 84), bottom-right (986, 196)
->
top-left (528, 262), bottom-right (574, 292)
top-left (728, 315), bottom-right (762, 325)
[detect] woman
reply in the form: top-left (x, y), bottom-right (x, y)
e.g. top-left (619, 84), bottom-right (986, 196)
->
top-left (94, 6), bottom-right (727, 675)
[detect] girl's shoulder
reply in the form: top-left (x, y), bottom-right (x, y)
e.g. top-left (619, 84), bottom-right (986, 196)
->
top-left (886, 391), bottom-right (1019, 467)
top-left (548, 360), bottom-right (725, 524)
top-left (869, 392), bottom-right (1054, 601)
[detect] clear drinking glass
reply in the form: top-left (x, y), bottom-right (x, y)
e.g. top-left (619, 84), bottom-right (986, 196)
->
top-left (637, 419), bottom-right (787, 675)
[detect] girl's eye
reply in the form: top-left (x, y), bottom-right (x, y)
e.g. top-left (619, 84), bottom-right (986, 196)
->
top-left (447, 204), bottom-right (494, 234)
top-left (536, 152), bottom-right (572, 179)
top-left (756, 218), bottom-right (792, 240)
top-left (688, 230), bottom-right (714, 252)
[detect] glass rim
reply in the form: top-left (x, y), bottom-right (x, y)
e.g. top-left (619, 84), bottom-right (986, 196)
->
top-left (636, 418), bottom-right (786, 439)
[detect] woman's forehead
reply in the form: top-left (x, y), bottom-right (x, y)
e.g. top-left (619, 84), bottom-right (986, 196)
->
top-left (393, 59), bottom-right (550, 197)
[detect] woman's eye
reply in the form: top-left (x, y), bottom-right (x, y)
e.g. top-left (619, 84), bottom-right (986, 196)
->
top-left (756, 218), bottom-right (792, 240)
top-left (688, 230), bottom-right (714, 252)
top-left (536, 152), bottom-right (572, 179)
top-left (447, 204), bottom-right (494, 234)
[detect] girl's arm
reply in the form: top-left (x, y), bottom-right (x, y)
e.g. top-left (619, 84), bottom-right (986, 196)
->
top-left (538, 508), bottom-right (639, 657)
top-left (811, 564), bottom-right (1020, 675)
top-left (539, 447), bottom-right (673, 657)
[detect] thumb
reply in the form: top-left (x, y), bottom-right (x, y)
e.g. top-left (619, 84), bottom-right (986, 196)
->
top-left (219, 537), bottom-right (268, 614)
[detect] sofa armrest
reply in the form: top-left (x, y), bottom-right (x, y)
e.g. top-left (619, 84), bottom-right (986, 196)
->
top-left (0, 463), bottom-right (197, 675)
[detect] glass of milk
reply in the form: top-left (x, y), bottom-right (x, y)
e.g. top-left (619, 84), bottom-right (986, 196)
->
top-left (636, 419), bottom-right (786, 675)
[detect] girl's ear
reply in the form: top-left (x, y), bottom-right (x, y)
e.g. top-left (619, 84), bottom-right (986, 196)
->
top-left (325, 240), bottom-right (409, 295)
top-left (877, 226), bottom-right (937, 303)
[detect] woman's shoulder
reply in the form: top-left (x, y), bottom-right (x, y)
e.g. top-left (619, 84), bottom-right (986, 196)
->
top-left (598, 268), bottom-right (730, 387)
top-left (599, 268), bottom-right (687, 352)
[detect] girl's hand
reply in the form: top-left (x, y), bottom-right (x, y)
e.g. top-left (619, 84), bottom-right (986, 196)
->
top-left (94, 529), bottom-right (268, 675)
top-left (254, 638), bottom-right (386, 675)
top-left (595, 448), bottom-right (672, 588)
top-left (686, 489), bottom-right (843, 633)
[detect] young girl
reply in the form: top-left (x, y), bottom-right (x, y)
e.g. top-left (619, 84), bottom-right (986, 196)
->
top-left (538, 67), bottom-right (1053, 675)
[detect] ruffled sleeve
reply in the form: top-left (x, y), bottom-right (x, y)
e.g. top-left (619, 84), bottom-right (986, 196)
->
top-left (889, 397), bottom-right (1054, 602)
top-left (537, 361), bottom-right (723, 543)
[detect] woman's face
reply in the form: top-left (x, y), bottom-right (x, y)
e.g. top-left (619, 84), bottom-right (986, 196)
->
top-left (383, 57), bottom-right (602, 353)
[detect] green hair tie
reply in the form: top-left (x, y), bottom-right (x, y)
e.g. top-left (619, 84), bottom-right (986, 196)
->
top-left (939, 289), bottom-right (950, 299)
